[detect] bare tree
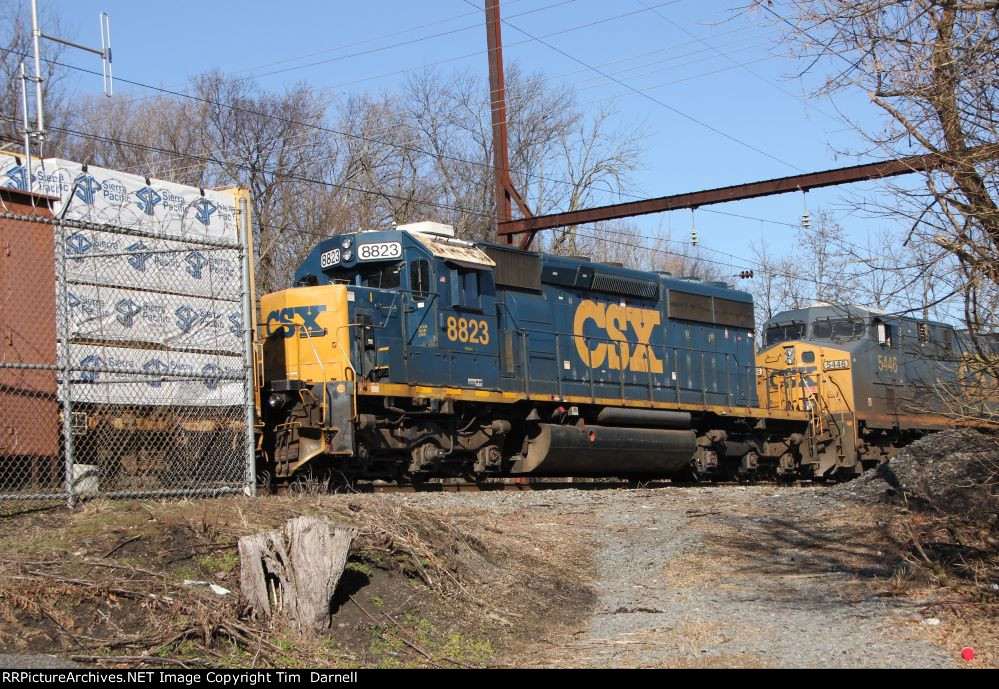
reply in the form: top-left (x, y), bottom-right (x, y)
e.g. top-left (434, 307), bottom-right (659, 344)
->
top-left (400, 65), bottom-right (647, 244)
top-left (45, 58), bottom-right (649, 291)
top-left (571, 220), bottom-right (724, 280)
top-left (769, 0), bottom-right (999, 381)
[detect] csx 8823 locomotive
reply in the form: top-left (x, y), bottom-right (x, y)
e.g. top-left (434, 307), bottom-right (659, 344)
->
top-left (257, 222), bottom-right (973, 483)
top-left (259, 222), bottom-right (824, 482)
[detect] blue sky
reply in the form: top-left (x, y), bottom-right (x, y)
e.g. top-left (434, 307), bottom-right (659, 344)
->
top-left (39, 0), bottom-right (907, 271)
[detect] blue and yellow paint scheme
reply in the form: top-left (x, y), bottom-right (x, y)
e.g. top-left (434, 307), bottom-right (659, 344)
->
top-left (258, 223), bottom-right (815, 479)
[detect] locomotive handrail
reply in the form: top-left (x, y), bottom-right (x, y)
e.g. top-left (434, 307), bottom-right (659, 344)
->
top-left (371, 290), bottom-right (403, 330)
top-left (297, 317), bottom-right (329, 424)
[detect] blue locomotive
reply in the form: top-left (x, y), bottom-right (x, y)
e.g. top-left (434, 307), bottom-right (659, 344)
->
top-left (259, 222), bottom-right (816, 481)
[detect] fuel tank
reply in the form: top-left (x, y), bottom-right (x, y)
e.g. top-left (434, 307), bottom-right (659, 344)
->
top-left (512, 423), bottom-right (696, 476)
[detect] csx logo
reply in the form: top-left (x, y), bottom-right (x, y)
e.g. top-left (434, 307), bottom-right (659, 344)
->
top-left (769, 366), bottom-right (818, 391)
top-left (265, 305), bottom-right (327, 338)
top-left (572, 300), bottom-right (663, 372)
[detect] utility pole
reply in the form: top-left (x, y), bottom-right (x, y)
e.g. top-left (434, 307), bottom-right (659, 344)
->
top-left (485, 0), bottom-right (532, 244)
top-left (481, 4), bottom-right (996, 251)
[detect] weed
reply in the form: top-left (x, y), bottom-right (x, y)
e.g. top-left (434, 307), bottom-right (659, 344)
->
top-left (439, 633), bottom-right (494, 665)
top-left (344, 561), bottom-right (374, 577)
top-left (195, 551), bottom-right (238, 574)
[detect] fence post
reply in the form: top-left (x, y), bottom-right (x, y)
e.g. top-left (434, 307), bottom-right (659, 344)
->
top-left (55, 220), bottom-right (77, 508)
top-left (238, 196), bottom-right (257, 497)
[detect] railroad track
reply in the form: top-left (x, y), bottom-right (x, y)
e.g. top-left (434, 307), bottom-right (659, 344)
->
top-left (270, 477), bottom-right (815, 495)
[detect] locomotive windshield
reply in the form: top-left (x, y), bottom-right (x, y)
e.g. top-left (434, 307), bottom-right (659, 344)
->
top-left (764, 322), bottom-right (806, 346)
top-left (325, 261), bottom-right (403, 289)
top-left (812, 318), bottom-right (866, 341)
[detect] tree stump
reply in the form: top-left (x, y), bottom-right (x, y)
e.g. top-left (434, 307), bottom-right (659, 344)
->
top-left (238, 516), bottom-right (358, 636)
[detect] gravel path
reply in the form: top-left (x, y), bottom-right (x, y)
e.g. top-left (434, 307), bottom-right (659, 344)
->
top-left (399, 485), bottom-right (955, 668)
top-left (567, 486), bottom-right (951, 668)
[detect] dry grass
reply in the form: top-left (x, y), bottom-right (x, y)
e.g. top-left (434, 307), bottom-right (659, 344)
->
top-left (0, 493), bottom-right (594, 668)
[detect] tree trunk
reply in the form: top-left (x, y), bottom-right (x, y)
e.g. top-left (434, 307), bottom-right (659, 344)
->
top-left (238, 516), bottom-right (358, 636)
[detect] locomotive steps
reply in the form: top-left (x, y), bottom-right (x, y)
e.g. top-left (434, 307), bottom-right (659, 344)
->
top-left (0, 430), bottom-right (994, 667)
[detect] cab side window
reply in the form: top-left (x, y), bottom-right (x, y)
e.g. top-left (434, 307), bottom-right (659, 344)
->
top-left (874, 319), bottom-right (897, 348)
top-left (410, 259), bottom-right (430, 299)
top-left (452, 267), bottom-right (481, 310)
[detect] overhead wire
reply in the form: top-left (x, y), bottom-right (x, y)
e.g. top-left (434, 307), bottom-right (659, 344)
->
top-left (3, 5), bottom-right (915, 278)
top-left (470, 0), bottom-right (806, 172)
top-left (6, 112), bottom-right (903, 289)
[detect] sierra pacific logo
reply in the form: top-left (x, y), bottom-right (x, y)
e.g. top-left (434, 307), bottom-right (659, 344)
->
top-left (185, 251), bottom-right (209, 279)
top-left (73, 174), bottom-right (102, 206)
top-left (3, 165), bottom-right (26, 191)
top-left (228, 311), bottom-right (242, 339)
top-left (115, 299), bottom-right (142, 328)
top-left (134, 186), bottom-right (162, 216)
top-left (175, 305), bottom-right (199, 333)
top-left (143, 358), bottom-right (169, 388)
top-left (192, 198), bottom-right (218, 226)
top-left (78, 354), bottom-right (104, 383)
top-left (67, 291), bottom-right (102, 316)
top-left (127, 241), bottom-right (153, 272)
top-left (66, 232), bottom-right (93, 262)
top-left (202, 363), bottom-right (223, 390)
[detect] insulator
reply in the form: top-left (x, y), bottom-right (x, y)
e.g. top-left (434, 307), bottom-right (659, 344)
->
top-left (690, 229), bottom-right (698, 246)
top-left (801, 211), bottom-right (811, 229)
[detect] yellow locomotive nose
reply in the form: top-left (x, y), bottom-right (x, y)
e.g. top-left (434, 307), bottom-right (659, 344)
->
top-left (258, 285), bottom-right (352, 388)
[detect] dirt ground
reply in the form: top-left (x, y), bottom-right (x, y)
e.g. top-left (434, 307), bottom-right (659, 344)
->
top-left (0, 433), bottom-right (994, 668)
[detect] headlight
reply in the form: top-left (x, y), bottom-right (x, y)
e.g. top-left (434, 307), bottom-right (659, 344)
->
top-left (343, 249), bottom-right (353, 261)
top-left (267, 392), bottom-right (287, 409)
top-left (341, 237), bottom-right (352, 249)
top-left (784, 346), bottom-right (795, 366)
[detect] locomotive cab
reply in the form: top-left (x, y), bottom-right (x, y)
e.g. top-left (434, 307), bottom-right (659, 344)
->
top-left (757, 304), bottom-right (963, 477)
top-left (258, 223), bottom-right (501, 478)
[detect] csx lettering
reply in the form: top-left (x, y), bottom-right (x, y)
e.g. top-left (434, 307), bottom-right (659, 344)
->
top-left (265, 305), bottom-right (327, 339)
top-left (446, 316), bottom-right (489, 345)
top-left (572, 300), bottom-right (663, 373)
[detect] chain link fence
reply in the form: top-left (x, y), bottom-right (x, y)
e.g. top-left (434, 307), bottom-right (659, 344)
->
top-left (0, 160), bottom-right (256, 506)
